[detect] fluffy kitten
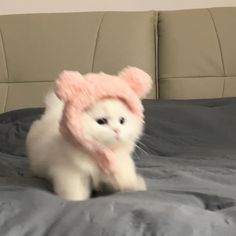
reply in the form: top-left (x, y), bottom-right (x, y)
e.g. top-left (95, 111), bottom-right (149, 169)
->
top-left (26, 92), bottom-right (146, 201)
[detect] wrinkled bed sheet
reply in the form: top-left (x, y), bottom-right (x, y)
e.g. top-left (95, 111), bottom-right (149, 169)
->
top-left (0, 98), bottom-right (236, 236)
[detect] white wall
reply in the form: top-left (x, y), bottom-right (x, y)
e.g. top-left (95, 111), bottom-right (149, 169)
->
top-left (1, 0), bottom-right (236, 15)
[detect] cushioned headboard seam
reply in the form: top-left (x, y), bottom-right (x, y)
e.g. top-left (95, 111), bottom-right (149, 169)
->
top-left (3, 84), bottom-right (9, 112)
top-left (161, 75), bottom-right (235, 79)
top-left (91, 13), bottom-right (105, 72)
top-left (208, 8), bottom-right (227, 97)
top-left (0, 80), bottom-right (55, 84)
top-left (0, 27), bottom-right (9, 82)
top-left (208, 9), bottom-right (226, 77)
top-left (221, 77), bottom-right (226, 97)
top-left (154, 11), bottom-right (159, 99)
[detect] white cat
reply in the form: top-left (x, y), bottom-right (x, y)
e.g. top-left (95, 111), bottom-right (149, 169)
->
top-left (26, 92), bottom-right (146, 201)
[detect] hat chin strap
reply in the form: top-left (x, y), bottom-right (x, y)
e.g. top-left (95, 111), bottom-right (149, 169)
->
top-left (59, 105), bottom-right (118, 175)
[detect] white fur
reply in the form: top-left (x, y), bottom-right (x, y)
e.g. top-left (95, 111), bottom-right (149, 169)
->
top-left (26, 92), bottom-right (146, 201)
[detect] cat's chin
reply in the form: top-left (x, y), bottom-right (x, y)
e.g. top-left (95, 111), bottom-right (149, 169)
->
top-left (105, 141), bottom-right (119, 149)
top-left (106, 138), bottom-right (133, 151)
top-left (105, 140), bottom-right (124, 150)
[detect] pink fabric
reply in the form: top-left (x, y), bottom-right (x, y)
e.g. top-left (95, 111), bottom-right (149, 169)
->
top-left (55, 67), bottom-right (152, 175)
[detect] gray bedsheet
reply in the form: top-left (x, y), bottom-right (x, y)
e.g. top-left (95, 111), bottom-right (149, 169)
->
top-left (0, 98), bottom-right (236, 236)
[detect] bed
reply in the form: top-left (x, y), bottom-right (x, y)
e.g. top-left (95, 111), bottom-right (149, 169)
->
top-left (0, 7), bottom-right (236, 236)
top-left (0, 98), bottom-right (236, 235)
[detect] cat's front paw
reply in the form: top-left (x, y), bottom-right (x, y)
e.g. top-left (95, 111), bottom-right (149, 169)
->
top-left (135, 175), bottom-right (147, 191)
top-left (113, 174), bottom-right (147, 192)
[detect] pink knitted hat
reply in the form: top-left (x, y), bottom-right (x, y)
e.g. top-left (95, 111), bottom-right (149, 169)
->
top-left (55, 67), bottom-right (152, 175)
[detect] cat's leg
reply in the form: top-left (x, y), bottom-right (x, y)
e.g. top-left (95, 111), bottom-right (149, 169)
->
top-left (113, 172), bottom-right (147, 192)
top-left (109, 156), bottom-right (147, 192)
top-left (135, 175), bottom-right (147, 191)
top-left (49, 166), bottom-right (91, 201)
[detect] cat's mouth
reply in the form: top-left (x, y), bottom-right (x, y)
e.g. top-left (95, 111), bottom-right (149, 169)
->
top-left (105, 135), bottom-right (123, 149)
top-left (109, 142), bottom-right (121, 150)
top-left (115, 134), bottom-right (120, 141)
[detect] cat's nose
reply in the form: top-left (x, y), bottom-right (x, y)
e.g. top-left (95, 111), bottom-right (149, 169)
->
top-left (113, 128), bottom-right (120, 134)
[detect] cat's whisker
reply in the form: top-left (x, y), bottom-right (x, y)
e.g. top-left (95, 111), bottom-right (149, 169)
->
top-left (137, 140), bottom-right (149, 150)
top-left (142, 132), bottom-right (153, 138)
top-left (135, 143), bottom-right (149, 156)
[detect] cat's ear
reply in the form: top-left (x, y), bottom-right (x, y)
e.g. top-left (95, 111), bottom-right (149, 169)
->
top-left (55, 70), bottom-right (86, 102)
top-left (118, 66), bottom-right (152, 98)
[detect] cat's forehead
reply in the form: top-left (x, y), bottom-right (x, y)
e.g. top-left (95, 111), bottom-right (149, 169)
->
top-left (88, 99), bottom-right (130, 115)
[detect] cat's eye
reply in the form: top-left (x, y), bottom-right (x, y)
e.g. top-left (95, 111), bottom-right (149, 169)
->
top-left (120, 117), bottom-right (125, 124)
top-left (96, 118), bottom-right (108, 125)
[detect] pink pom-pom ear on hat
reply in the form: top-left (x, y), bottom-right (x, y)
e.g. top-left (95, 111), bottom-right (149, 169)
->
top-left (55, 71), bottom-right (85, 102)
top-left (118, 67), bottom-right (153, 98)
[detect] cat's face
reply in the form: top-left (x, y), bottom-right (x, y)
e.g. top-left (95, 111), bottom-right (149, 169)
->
top-left (79, 99), bottom-right (143, 148)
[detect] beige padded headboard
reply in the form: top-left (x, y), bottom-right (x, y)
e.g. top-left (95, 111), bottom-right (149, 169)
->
top-left (1, 8), bottom-right (236, 112)
top-left (0, 11), bottom-right (157, 112)
top-left (158, 7), bottom-right (236, 99)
